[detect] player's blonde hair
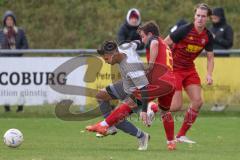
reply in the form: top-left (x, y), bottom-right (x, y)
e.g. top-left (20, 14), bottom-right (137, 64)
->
top-left (194, 3), bottom-right (212, 16)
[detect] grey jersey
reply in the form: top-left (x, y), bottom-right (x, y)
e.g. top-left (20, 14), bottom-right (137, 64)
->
top-left (118, 43), bottom-right (149, 94)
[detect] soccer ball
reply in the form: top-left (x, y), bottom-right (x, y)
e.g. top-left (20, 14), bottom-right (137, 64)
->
top-left (3, 128), bottom-right (24, 148)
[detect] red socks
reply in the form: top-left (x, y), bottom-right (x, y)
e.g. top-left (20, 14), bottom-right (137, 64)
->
top-left (161, 112), bottom-right (174, 141)
top-left (177, 107), bottom-right (199, 138)
top-left (105, 103), bottom-right (132, 126)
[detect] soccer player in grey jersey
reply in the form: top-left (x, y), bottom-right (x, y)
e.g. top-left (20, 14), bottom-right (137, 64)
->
top-left (88, 41), bottom-right (150, 150)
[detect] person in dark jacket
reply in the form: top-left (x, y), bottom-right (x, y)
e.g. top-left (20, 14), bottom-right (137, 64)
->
top-left (0, 10), bottom-right (28, 52)
top-left (209, 7), bottom-right (233, 51)
top-left (117, 8), bottom-right (143, 49)
top-left (0, 10), bottom-right (29, 112)
top-left (209, 7), bottom-right (233, 112)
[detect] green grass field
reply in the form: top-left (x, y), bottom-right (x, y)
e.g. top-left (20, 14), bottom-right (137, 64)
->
top-left (0, 105), bottom-right (240, 160)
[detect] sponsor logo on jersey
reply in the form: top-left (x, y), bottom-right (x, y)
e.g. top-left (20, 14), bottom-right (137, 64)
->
top-left (186, 44), bottom-right (203, 53)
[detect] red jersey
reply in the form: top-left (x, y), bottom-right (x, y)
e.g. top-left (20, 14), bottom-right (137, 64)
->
top-left (170, 23), bottom-right (213, 70)
top-left (145, 37), bottom-right (175, 86)
top-left (146, 37), bottom-right (173, 71)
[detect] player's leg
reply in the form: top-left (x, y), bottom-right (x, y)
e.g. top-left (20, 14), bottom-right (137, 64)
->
top-left (160, 110), bottom-right (176, 150)
top-left (102, 97), bottom-right (138, 127)
top-left (96, 88), bottom-right (114, 118)
top-left (101, 83), bottom-right (161, 128)
top-left (142, 78), bottom-right (176, 150)
top-left (170, 91), bottom-right (183, 112)
top-left (86, 96), bottom-right (150, 150)
top-left (100, 96), bottom-right (150, 150)
top-left (176, 69), bottom-right (201, 143)
top-left (86, 94), bottom-right (139, 132)
top-left (96, 81), bottom-right (128, 121)
top-left (158, 91), bottom-right (176, 150)
top-left (94, 81), bottom-right (146, 139)
top-left (185, 84), bottom-right (203, 111)
top-left (95, 88), bottom-right (118, 135)
top-left (176, 84), bottom-right (202, 143)
top-left (97, 83), bottom-right (144, 137)
top-left (170, 70), bottom-right (184, 112)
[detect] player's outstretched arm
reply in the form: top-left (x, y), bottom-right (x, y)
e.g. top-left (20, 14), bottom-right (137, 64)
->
top-left (206, 51), bottom-right (214, 85)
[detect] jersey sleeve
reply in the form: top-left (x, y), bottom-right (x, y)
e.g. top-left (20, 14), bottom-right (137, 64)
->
top-left (205, 30), bottom-right (214, 52)
top-left (127, 71), bottom-right (149, 89)
top-left (169, 23), bottom-right (193, 43)
top-left (131, 41), bottom-right (139, 50)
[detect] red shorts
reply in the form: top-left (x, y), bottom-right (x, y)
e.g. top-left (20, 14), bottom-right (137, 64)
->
top-left (133, 67), bottom-right (176, 111)
top-left (133, 83), bottom-right (175, 111)
top-left (156, 89), bottom-right (175, 111)
top-left (174, 68), bottom-right (201, 91)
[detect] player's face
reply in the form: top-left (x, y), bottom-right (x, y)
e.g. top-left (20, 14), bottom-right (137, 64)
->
top-left (6, 16), bottom-right (14, 27)
top-left (194, 8), bottom-right (208, 29)
top-left (102, 53), bottom-right (116, 65)
top-left (139, 31), bottom-right (149, 45)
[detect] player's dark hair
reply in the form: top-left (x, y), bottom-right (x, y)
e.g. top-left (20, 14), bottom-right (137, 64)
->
top-left (97, 41), bottom-right (118, 55)
top-left (194, 3), bottom-right (212, 16)
top-left (138, 21), bottom-right (160, 36)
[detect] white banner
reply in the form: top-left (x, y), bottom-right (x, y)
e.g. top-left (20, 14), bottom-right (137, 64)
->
top-left (0, 57), bottom-right (86, 106)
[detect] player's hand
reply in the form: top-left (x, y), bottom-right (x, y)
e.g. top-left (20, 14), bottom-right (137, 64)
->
top-left (206, 74), bottom-right (213, 85)
top-left (140, 111), bottom-right (150, 127)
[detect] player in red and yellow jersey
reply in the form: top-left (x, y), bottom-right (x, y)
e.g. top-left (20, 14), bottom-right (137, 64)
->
top-left (164, 3), bottom-right (214, 143)
top-left (138, 21), bottom-right (176, 150)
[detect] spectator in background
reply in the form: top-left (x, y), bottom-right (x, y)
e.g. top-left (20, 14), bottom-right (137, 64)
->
top-left (117, 8), bottom-right (144, 50)
top-left (209, 7), bottom-right (233, 112)
top-left (209, 7), bottom-right (233, 54)
top-left (0, 10), bottom-right (29, 112)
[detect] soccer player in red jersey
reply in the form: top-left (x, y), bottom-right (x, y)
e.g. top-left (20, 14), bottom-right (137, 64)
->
top-left (164, 3), bottom-right (214, 143)
top-left (138, 21), bottom-right (176, 150)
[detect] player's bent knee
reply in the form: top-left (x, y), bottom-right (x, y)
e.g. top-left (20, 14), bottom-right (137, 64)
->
top-left (170, 103), bottom-right (182, 112)
top-left (159, 105), bottom-right (170, 112)
top-left (159, 109), bottom-right (168, 116)
top-left (192, 99), bottom-right (203, 110)
top-left (196, 99), bottom-right (203, 107)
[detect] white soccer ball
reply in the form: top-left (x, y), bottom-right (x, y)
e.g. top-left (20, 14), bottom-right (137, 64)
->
top-left (3, 128), bottom-right (24, 148)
